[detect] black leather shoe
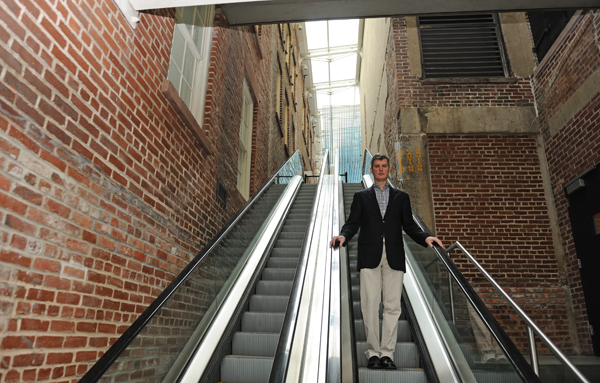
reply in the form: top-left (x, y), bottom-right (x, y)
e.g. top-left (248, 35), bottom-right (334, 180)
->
top-left (380, 356), bottom-right (397, 369)
top-left (367, 356), bottom-right (383, 369)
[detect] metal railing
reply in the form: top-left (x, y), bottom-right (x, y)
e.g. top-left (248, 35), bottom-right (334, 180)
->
top-left (447, 242), bottom-right (591, 383)
top-left (361, 147), bottom-right (591, 383)
top-left (361, 148), bottom-right (541, 383)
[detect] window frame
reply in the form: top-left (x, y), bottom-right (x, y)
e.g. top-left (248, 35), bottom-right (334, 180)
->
top-left (237, 79), bottom-right (254, 200)
top-left (167, 6), bottom-right (215, 123)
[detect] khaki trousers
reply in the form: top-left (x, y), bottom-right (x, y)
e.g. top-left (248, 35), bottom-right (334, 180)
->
top-left (359, 243), bottom-right (404, 359)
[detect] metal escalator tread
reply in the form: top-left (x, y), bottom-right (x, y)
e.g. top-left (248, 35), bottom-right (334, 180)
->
top-left (343, 183), bottom-right (428, 383)
top-left (220, 184), bottom-right (317, 383)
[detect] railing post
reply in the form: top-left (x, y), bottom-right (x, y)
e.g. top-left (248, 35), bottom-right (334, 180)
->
top-left (528, 326), bottom-right (540, 376)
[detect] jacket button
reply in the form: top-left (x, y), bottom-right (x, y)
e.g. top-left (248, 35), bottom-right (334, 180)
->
top-left (382, 220), bottom-right (385, 223)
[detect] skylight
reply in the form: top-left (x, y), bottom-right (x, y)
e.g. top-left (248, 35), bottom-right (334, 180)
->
top-left (305, 19), bottom-right (360, 109)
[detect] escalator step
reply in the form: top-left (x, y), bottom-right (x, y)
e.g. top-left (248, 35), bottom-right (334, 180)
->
top-left (352, 301), bottom-right (407, 320)
top-left (281, 225), bottom-right (308, 233)
top-left (232, 332), bottom-right (279, 357)
top-left (283, 218), bottom-right (310, 226)
top-left (274, 239), bottom-right (304, 248)
top-left (355, 342), bottom-right (420, 368)
top-left (358, 368), bottom-right (427, 383)
top-left (277, 231), bottom-right (305, 240)
top-left (256, 280), bottom-right (293, 295)
top-left (267, 257), bottom-right (298, 268)
top-left (354, 319), bottom-right (412, 342)
top-left (261, 268), bottom-right (296, 281)
top-left (270, 248), bottom-right (301, 258)
top-left (221, 355), bottom-right (273, 383)
top-left (249, 295), bottom-right (289, 313)
top-left (241, 312), bottom-right (284, 333)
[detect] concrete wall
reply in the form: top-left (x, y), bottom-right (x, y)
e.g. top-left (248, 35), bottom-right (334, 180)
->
top-left (359, 18), bottom-right (390, 164)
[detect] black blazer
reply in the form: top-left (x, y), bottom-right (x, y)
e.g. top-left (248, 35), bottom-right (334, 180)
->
top-left (339, 185), bottom-right (429, 272)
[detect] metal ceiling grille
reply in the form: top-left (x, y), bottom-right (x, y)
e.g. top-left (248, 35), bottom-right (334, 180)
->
top-left (418, 14), bottom-right (507, 79)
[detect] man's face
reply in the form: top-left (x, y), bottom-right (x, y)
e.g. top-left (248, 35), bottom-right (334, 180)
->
top-left (370, 159), bottom-right (390, 183)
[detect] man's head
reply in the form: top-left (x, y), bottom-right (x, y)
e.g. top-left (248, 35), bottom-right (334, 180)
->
top-left (370, 153), bottom-right (390, 184)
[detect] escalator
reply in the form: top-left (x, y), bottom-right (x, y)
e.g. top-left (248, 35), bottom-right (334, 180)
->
top-left (81, 149), bottom-right (592, 383)
top-left (79, 151), bottom-right (321, 383)
top-left (220, 184), bottom-right (317, 383)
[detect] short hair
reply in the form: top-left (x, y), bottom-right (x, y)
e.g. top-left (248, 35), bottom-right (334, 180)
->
top-left (370, 153), bottom-right (389, 168)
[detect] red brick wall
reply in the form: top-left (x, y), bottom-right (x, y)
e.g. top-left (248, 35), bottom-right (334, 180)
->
top-left (390, 18), bottom-right (536, 110)
top-left (382, 17), bottom-right (537, 181)
top-left (380, 16), bottom-right (586, 355)
top-left (428, 134), bottom-right (572, 353)
top-left (0, 1), bottom-right (310, 382)
top-left (532, 10), bottom-right (600, 355)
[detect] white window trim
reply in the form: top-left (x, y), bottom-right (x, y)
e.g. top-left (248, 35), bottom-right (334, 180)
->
top-left (169, 6), bottom-right (215, 125)
top-left (237, 79), bottom-right (254, 199)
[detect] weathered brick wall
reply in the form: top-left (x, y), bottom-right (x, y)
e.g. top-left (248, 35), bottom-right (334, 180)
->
top-left (380, 16), bottom-right (582, 355)
top-left (0, 1), bottom-right (311, 382)
top-left (532, 10), bottom-right (600, 355)
top-left (428, 134), bottom-right (571, 353)
top-left (390, 18), bottom-right (536, 109)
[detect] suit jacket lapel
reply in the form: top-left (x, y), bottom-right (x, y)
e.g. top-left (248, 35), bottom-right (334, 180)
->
top-left (384, 188), bottom-right (400, 218)
top-left (366, 187), bottom-right (381, 216)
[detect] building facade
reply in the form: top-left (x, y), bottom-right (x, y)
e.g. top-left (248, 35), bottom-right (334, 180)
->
top-left (360, 10), bottom-right (600, 356)
top-left (0, 1), bottom-right (315, 381)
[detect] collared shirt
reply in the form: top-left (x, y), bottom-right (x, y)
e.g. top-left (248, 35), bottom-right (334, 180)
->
top-left (373, 183), bottom-right (390, 218)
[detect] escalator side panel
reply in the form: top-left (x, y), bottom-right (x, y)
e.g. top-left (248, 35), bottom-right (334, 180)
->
top-left (200, 184), bottom-right (318, 383)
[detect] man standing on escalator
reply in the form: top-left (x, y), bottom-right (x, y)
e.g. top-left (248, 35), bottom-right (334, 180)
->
top-left (330, 153), bottom-right (443, 370)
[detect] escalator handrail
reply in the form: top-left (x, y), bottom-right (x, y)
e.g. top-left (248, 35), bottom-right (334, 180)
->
top-left (336, 164), bottom-right (360, 383)
top-left (328, 149), bottom-right (342, 383)
top-left (269, 150), bottom-right (330, 383)
top-left (410, 212), bottom-right (541, 383)
top-left (80, 150), bottom-right (304, 383)
top-left (447, 241), bottom-right (591, 383)
top-left (362, 147), bottom-right (540, 383)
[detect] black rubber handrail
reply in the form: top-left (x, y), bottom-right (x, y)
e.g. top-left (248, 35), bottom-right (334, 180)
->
top-left (268, 150), bottom-right (330, 383)
top-left (80, 150), bottom-right (303, 383)
top-left (409, 212), bottom-right (542, 383)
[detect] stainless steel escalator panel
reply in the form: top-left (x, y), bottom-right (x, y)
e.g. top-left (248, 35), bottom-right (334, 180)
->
top-left (178, 175), bottom-right (304, 383)
top-left (218, 183), bottom-right (318, 383)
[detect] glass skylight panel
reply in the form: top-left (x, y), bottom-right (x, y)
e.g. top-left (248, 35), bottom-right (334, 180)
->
top-left (311, 60), bottom-right (330, 84)
top-left (330, 87), bottom-right (359, 106)
top-left (330, 54), bottom-right (357, 82)
top-left (306, 20), bottom-right (329, 50)
top-left (328, 19), bottom-right (359, 47)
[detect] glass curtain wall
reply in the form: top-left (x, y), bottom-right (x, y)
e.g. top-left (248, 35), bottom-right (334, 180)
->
top-left (320, 104), bottom-right (362, 183)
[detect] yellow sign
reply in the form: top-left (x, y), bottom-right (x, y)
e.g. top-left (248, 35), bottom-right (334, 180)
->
top-left (397, 148), bottom-right (423, 174)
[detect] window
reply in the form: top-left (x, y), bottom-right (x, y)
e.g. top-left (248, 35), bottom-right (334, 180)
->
top-left (283, 93), bottom-right (290, 154)
top-left (527, 11), bottom-right (576, 63)
top-left (167, 6), bottom-right (215, 121)
top-left (276, 55), bottom-right (282, 130)
top-left (418, 14), bottom-right (508, 78)
top-left (237, 79), bottom-right (254, 199)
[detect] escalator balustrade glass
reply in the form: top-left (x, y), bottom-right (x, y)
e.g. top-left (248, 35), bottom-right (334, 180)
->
top-left (82, 151), bottom-right (304, 383)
